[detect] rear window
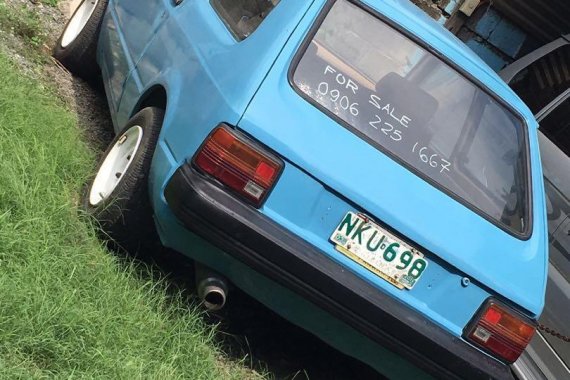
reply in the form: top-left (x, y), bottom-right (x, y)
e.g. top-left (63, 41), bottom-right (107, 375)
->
top-left (292, 0), bottom-right (530, 236)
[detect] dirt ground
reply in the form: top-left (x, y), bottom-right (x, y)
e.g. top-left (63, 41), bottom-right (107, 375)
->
top-left (1, 0), bottom-right (113, 153)
top-left (0, 1), bottom-right (385, 379)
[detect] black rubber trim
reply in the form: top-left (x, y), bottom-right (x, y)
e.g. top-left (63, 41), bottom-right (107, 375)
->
top-left (164, 164), bottom-right (515, 380)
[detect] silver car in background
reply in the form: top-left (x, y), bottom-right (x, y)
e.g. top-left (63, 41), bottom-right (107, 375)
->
top-left (501, 35), bottom-right (570, 380)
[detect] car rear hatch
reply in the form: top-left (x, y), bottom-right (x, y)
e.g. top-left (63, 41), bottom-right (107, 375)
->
top-left (236, 0), bottom-right (547, 336)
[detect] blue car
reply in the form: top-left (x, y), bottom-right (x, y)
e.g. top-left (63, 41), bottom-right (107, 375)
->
top-left (54, 1), bottom-right (548, 378)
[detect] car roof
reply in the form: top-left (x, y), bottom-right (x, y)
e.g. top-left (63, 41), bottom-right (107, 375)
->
top-left (359, 0), bottom-right (537, 125)
top-left (500, 35), bottom-right (570, 83)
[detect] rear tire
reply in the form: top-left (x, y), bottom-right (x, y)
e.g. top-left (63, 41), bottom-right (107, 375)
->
top-left (53, 0), bottom-right (108, 80)
top-left (84, 107), bottom-right (164, 255)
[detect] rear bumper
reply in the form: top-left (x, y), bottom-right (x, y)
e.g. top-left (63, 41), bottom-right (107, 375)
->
top-left (164, 164), bottom-right (515, 380)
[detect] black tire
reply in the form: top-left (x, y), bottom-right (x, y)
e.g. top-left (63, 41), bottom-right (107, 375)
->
top-left (53, 0), bottom-right (108, 80)
top-left (84, 107), bottom-right (164, 255)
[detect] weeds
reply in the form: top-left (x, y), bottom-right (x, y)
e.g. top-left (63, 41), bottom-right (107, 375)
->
top-left (0, 1), bottom-right (46, 46)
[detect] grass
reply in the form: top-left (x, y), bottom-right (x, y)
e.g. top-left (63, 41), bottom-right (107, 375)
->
top-left (0, 0), bottom-right (45, 47)
top-left (0, 48), bottom-right (257, 379)
top-left (41, 0), bottom-right (60, 7)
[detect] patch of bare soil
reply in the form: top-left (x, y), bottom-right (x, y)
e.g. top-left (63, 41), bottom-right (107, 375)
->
top-left (1, 0), bottom-right (113, 152)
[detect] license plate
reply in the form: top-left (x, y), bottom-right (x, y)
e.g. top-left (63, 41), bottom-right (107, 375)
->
top-left (330, 212), bottom-right (428, 290)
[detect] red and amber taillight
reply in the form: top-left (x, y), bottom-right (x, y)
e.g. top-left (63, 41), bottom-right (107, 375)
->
top-left (193, 125), bottom-right (282, 207)
top-left (465, 300), bottom-right (536, 363)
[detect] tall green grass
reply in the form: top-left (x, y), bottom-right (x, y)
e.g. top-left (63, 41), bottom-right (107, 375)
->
top-left (0, 53), bottom-right (252, 379)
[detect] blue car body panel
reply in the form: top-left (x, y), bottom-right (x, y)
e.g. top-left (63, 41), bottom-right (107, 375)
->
top-left (96, 0), bottom-right (548, 376)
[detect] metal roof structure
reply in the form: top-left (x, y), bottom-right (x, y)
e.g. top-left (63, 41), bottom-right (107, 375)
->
top-left (493, 0), bottom-right (570, 43)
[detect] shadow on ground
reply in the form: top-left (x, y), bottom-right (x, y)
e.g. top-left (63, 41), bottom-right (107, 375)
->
top-left (146, 247), bottom-right (385, 380)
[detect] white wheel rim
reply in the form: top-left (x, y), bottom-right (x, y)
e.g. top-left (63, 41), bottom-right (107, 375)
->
top-left (61, 0), bottom-right (99, 48)
top-left (89, 126), bottom-right (143, 207)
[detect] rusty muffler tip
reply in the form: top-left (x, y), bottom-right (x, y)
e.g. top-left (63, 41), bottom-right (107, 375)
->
top-left (195, 264), bottom-right (228, 311)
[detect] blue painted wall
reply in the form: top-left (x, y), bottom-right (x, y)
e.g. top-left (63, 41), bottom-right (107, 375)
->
top-left (456, 6), bottom-right (538, 72)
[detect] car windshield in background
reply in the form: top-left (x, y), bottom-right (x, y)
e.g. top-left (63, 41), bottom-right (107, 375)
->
top-left (293, 0), bottom-right (530, 235)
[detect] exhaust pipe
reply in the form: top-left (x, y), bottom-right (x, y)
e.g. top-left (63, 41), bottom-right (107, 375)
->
top-left (195, 264), bottom-right (228, 311)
